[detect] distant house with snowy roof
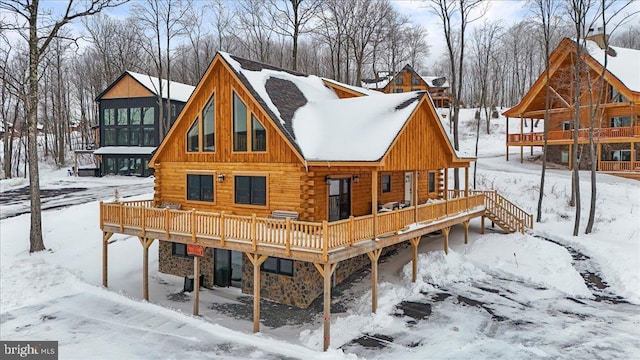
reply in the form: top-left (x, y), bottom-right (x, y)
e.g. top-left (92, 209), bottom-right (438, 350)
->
top-left (361, 64), bottom-right (451, 107)
top-left (99, 52), bottom-right (533, 351)
top-left (94, 71), bottom-right (195, 177)
top-left (503, 33), bottom-right (640, 178)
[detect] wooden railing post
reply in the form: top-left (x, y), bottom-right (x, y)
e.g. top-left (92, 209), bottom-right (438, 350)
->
top-left (251, 214), bottom-right (257, 251)
top-left (285, 217), bottom-right (291, 256)
top-left (164, 207), bottom-right (170, 238)
top-left (322, 220), bottom-right (329, 262)
top-left (119, 202), bottom-right (124, 232)
top-left (349, 216), bottom-right (354, 246)
top-left (220, 211), bottom-right (226, 246)
top-left (191, 209), bottom-right (197, 243)
top-left (99, 201), bottom-right (104, 229)
top-left (141, 206), bottom-right (146, 238)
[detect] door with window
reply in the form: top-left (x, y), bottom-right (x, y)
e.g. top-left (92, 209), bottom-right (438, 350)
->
top-left (404, 172), bottom-right (413, 206)
top-left (213, 249), bottom-right (243, 287)
top-left (328, 178), bottom-right (351, 221)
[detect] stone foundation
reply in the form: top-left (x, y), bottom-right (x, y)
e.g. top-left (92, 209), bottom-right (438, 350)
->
top-left (158, 240), bottom-right (215, 288)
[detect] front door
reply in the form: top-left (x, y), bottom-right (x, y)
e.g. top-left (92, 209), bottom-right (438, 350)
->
top-left (213, 249), bottom-right (243, 288)
top-left (404, 172), bottom-right (413, 206)
top-left (328, 178), bottom-right (351, 221)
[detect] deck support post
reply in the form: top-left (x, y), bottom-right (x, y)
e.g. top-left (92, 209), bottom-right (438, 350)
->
top-left (597, 143), bottom-right (602, 171)
top-left (481, 216), bottom-right (485, 234)
top-left (413, 170), bottom-right (418, 223)
top-left (442, 227), bottom-right (451, 255)
top-left (632, 142), bottom-right (636, 166)
top-left (530, 117), bottom-right (534, 156)
top-left (313, 262), bottom-right (337, 352)
top-left (367, 249), bottom-right (383, 313)
top-left (409, 237), bottom-right (421, 282)
top-left (246, 253), bottom-right (268, 333)
top-left (138, 237), bottom-right (155, 301)
top-left (568, 144), bottom-right (573, 170)
top-left (463, 220), bottom-right (470, 244)
top-left (464, 166), bottom-right (469, 209)
top-left (102, 232), bottom-right (113, 287)
top-left (372, 170), bottom-right (378, 239)
top-left (506, 117), bottom-right (510, 161)
top-left (520, 117), bottom-right (524, 163)
top-left (193, 256), bottom-right (200, 316)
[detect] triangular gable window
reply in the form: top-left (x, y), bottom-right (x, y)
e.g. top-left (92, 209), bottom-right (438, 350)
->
top-left (610, 85), bottom-right (627, 103)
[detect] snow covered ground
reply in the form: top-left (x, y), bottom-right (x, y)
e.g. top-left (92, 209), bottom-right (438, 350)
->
top-left (1, 109), bottom-right (639, 359)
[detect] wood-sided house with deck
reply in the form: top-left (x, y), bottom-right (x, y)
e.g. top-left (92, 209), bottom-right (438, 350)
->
top-left (99, 52), bottom-right (532, 350)
top-left (503, 34), bottom-right (640, 178)
top-left (362, 64), bottom-right (451, 107)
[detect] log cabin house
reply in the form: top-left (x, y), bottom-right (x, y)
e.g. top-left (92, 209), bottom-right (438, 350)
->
top-left (503, 34), bottom-right (640, 179)
top-left (362, 64), bottom-right (451, 107)
top-left (99, 52), bottom-right (532, 350)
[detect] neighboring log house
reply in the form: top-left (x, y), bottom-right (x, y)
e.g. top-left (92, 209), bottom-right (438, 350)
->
top-left (503, 34), bottom-right (640, 179)
top-left (362, 64), bottom-right (451, 107)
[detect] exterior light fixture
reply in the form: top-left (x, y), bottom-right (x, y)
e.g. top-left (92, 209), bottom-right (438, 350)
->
top-left (217, 174), bottom-right (226, 183)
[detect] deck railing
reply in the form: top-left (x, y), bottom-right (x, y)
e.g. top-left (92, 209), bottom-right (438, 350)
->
top-left (507, 125), bottom-right (640, 144)
top-left (101, 194), bottom-right (487, 261)
top-left (599, 161), bottom-right (640, 172)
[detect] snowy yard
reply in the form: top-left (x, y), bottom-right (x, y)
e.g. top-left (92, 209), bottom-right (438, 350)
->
top-left (1, 110), bottom-right (639, 359)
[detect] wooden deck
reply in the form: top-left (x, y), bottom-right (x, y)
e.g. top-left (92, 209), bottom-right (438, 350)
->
top-left (507, 125), bottom-right (640, 146)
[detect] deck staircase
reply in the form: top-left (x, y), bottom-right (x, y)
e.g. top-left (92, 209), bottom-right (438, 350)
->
top-left (473, 190), bottom-right (533, 234)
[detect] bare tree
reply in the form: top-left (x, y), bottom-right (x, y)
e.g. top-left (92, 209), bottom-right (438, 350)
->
top-left (0, 0), bottom-right (126, 252)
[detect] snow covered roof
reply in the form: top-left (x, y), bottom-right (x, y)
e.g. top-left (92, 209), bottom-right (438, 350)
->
top-left (361, 77), bottom-right (391, 90)
top-left (421, 76), bottom-right (449, 88)
top-left (322, 77), bottom-right (384, 96)
top-left (584, 40), bottom-right (640, 93)
top-left (94, 146), bottom-right (156, 155)
top-left (292, 93), bottom-right (423, 161)
top-left (126, 71), bottom-right (195, 102)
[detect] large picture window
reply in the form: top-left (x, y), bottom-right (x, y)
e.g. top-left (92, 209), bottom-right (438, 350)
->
top-left (102, 105), bottom-right (156, 147)
top-left (187, 174), bottom-right (214, 202)
top-left (261, 257), bottom-right (294, 276)
top-left (203, 95), bottom-right (215, 152)
top-left (233, 93), bottom-right (248, 151)
top-left (234, 175), bottom-right (266, 205)
top-left (187, 118), bottom-right (199, 152)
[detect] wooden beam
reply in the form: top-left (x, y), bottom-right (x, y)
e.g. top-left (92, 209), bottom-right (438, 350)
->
top-left (367, 249), bottom-right (383, 313)
top-left (409, 237), bottom-right (421, 283)
top-left (372, 170), bottom-right (378, 239)
top-left (464, 167), bottom-right (469, 209)
top-left (520, 117), bottom-right (524, 164)
top-left (413, 170), bottom-right (418, 223)
top-left (313, 263), bottom-right (337, 352)
top-left (442, 227), bottom-right (451, 255)
top-left (102, 232), bottom-right (113, 288)
top-left (246, 253), bottom-right (269, 333)
top-left (138, 237), bottom-right (155, 301)
top-left (597, 143), bottom-right (602, 171)
top-left (568, 144), bottom-right (573, 170)
top-left (463, 221), bottom-right (470, 244)
top-left (444, 168), bottom-right (448, 201)
top-left (193, 256), bottom-right (200, 316)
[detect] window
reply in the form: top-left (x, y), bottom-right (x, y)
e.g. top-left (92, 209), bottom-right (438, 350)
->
top-left (395, 74), bottom-right (404, 85)
top-left (394, 88), bottom-right (403, 93)
top-left (104, 128), bottom-right (116, 146)
top-left (172, 243), bottom-right (192, 258)
top-left (610, 86), bottom-right (628, 103)
top-left (203, 96), bottom-right (215, 152)
top-left (104, 158), bottom-right (116, 174)
top-left (142, 107), bottom-right (154, 125)
top-left (143, 128), bottom-right (155, 146)
top-left (261, 257), bottom-right (294, 276)
top-left (117, 128), bottom-right (129, 145)
top-left (611, 150), bottom-right (631, 161)
top-left (251, 115), bottom-right (266, 152)
top-left (235, 175), bottom-right (267, 205)
top-left (187, 174), bottom-right (214, 202)
top-left (130, 128), bottom-right (140, 146)
top-left (381, 174), bottom-right (391, 193)
top-left (187, 118), bottom-right (199, 152)
top-left (411, 76), bottom-right (421, 86)
top-left (610, 116), bottom-right (631, 128)
top-left (233, 93), bottom-right (248, 151)
top-left (428, 172), bottom-right (436, 193)
top-left (561, 151), bottom-right (569, 164)
top-left (562, 121), bottom-right (571, 131)
top-left (130, 108), bottom-right (141, 125)
top-left (104, 109), bottom-right (115, 125)
top-left (117, 108), bottom-right (128, 125)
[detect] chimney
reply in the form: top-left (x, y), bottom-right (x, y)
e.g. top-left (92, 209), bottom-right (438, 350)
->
top-left (586, 26), bottom-right (609, 50)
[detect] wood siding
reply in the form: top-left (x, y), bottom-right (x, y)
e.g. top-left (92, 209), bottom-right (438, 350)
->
top-left (101, 75), bottom-right (154, 99)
